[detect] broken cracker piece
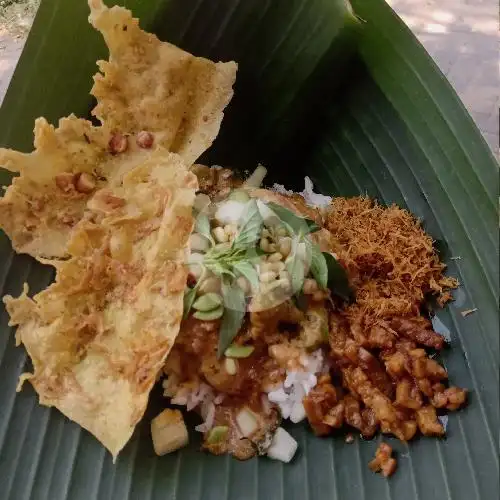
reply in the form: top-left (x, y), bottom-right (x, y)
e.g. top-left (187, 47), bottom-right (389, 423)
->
top-left (88, 0), bottom-right (237, 165)
top-left (4, 153), bottom-right (197, 458)
top-left (0, 116), bottom-right (173, 260)
top-left (0, 116), bottom-right (109, 258)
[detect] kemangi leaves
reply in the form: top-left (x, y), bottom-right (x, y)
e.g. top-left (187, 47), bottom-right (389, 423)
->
top-left (233, 199), bottom-right (263, 249)
top-left (266, 202), bottom-right (320, 235)
top-left (323, 252), bottom-right (354, 302)
top-left (218, 279), bottom-right (247, 357)
top-left (194, 211), bottom-right (213, 244)
top-left (309, 241), bottom-right (328, 289)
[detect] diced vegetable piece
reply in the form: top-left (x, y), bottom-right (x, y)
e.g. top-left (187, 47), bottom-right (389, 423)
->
top-left (266, 427), bottom-right (298, 463)
top-left (267, 388), bottom-right (288, 403)
top-left (224, 357), bottom-right (238, 375)
top-left (290, 402), bottom-right (306, 423)
top-left (228, 190), bottom-right (250, 203)
top-left (224, 344), bottom-right (255, 358)
top-left (151, 409), bottom-right (189, 456)
top-left (236, 407), bottom-right (259, 437)
top-left (193, 293), bottom-right (223, 312)
top-left (207, 426), bottom-right (229, 444)
top-left (188, 252), bottom-right (205, 280)
top-left (189, 233), bottom-right (210, 253)
top-left (193, 306), bottom-right (224, 321)
top-left (243, 164), bottom-right (267, 188)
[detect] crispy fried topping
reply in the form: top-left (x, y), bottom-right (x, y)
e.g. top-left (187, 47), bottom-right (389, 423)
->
top-left (369, 442), bottom-right (397, 477)
top-left (88, 0), bottom-right (237, 165)
top-left (325, 197), bottom-right (458, 323)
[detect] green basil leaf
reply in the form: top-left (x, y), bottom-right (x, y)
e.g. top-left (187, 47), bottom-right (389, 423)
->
top-left (323, 252), bottom-right (354, 302)
top-left (194, 212), bottom-right (213, 243)
top-left (207, 426), bottom-right (229, 444)
top-left (228, 190), bottom-right (250, 203)
top-left (218, 280), bottom-right (247, 358)
top-left (183, 287), bottom-right (198, 319)
top-left (192, 292), bottom-right (223, 312)
top-left (306, 220), bottom-right (321, 234)
top-left (215, 242), bottom-right (233, 252)
top-left (232, 260), bottom-right (260, 291)
top-left (205, 259), bottom-right (236, 278)
top-left (193, 306), bottom-right (224, 321)
top-left (232, 199), bottom-right (263, 250)
top-left (300, 239), bottom-right (312, 271)
top-left (205, 244), bottom-right (256, 280)
top-left (266, 202), bottom-right (320, 235)
top-left (224, 344), bottom-right (255, 358)
top-left (287, 255), bottom-right (305, 295)
top-left (286, 237), bottom-right (305, 294)
top-left (309, 242), bottom-right (328, 289)
top-left (293, 290), bottom-right (309, 312)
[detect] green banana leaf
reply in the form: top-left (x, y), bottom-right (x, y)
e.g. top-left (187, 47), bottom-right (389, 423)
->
top-left (0, 1), bottom-right (498, 500)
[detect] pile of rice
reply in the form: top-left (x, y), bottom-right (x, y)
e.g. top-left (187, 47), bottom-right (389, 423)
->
top-left (267, 349), bottom-right (328, 423)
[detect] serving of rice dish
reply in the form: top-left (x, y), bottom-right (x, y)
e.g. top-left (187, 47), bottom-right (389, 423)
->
top-left (154, 164), bottom-right (466, 472)
top-left (0, 0), bottom-right (468, 478)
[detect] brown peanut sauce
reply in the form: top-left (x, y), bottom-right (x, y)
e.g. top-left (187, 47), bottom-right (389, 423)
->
top-left (169, 316), bottom-right (284, 411)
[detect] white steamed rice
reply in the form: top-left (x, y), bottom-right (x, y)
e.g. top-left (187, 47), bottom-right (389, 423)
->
top-left (272, 176), bottom-right (332, 208)
top-left (267, 348), bottom-right (326, 423)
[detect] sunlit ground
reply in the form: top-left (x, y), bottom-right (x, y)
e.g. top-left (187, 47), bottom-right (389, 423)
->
top-left (388, 0), bottom-right (499, 155)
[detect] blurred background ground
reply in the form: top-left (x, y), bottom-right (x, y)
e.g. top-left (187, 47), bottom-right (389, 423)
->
top-left (388, 0), bottom-right (499, 155)
top-left (0, 0), bottom-right (39, 36)
top-left (0, 0), bottom-right (39, 102)
top-left (0, 0), bottom-right (498, 156)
